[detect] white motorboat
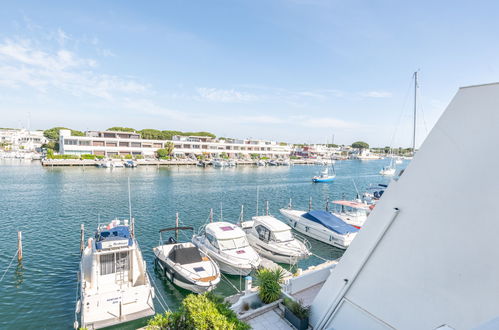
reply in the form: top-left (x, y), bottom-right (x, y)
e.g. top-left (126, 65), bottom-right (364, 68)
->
top-left (212, 158), bottom-right (228, 167)
top-left (278, 159), bottom-right (291, 166)
top-left (77, 219), bottom-right (155, 329)
top-left (279, 208), bottom-right (358, 249)
top-left (332, 200), bottom-right (370, 228)
top-left (227, 159), bottom-right (237, 167)
top-left (124, 160), bottom-right (138, 168)
top-left (111, 161), bottom-right (125, 168)
top-left (379, 165), bottom-right (396, 176)
top-left (256, 160), bottom-right (266, 166)
top-left (153, 226), bottom-right (220, 293)
top-left (268, 159), bottom-right (279, 166)
top-left (96, 161), bottom-right (111, 168)
top-left (192, 221), bottom-right (261, 275)
top-left (241, 215), bottom-right (311, 264)
top-left (394, 157), bottom-right (403, 165)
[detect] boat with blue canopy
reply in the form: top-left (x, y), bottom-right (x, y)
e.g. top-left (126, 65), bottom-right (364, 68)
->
top-left (279, 208), bottom-right (358, 249)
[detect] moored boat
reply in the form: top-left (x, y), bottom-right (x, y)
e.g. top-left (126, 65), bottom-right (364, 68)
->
top-left (153, 226), bottom-right (220, 293)
top-left (192, 221), bottom-right (261, 275)
top-left (279, 208), bottom-right (358, 249)
top-left (241, 215), bottom-right (311, 264)
top-left (77, 219), bottom-right (155, 329)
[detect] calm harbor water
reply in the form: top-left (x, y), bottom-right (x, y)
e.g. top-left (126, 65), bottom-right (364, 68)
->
top-left (0, 159), bottom-right (406, 329)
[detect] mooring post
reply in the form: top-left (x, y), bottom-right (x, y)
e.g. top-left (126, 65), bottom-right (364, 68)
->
top-left (209, 208), bottom-right (213, 223)
top-left (17, 231), bottom-right (23, 262)
top-left (265, 200), bottom-right (269, 216)
top-left (326, 196), bottom-right (329, 212)
top-left (309, 197), bottom-right (312, 211)
top-left (175, 212), bottom-right (179, 241)
top-left (288, 198), bottom-right (292, 209)
top-left (80, 224), bottom-right (85, 254)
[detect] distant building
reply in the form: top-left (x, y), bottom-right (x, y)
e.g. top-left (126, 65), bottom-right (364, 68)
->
top-left (59, 130), bottom-right (292, 158)
top-left (0, 129), bottom-right (47, 151)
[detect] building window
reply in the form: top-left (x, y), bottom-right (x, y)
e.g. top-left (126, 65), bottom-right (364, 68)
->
top-left (64, 139), bottom-right (78, 145)
top-left (79, 141), bottom-right (91, 146)
top-left (106, 142), bottom-right (117, 147)
top-left (93, 141), bottom-right (105, 146)
top-left (119, 142), bottom-right (129, 147)
top-left (103, 133), bottom-right (116, 138)
top-left (153, 143), bottom-right (162, 148)
top-left (131, 142), bottom-right (141, 148)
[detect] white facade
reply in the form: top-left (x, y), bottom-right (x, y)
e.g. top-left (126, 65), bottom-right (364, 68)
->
top-left (310, 82), bottom-right (499, 330)
top-left (0, 129), bottom-right (47, 151)
top-left (59, 130), bottom-right (292, 158)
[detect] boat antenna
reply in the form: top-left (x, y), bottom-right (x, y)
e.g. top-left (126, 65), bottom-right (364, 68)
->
top-left (128, 177), bottom-right (134, 237)
top-left (209, 208), bottom-right (213, 223)
top-left (288, 198), bottom-right (292, 209)
top-left (175, 212), bottom-right (179, 241)
top-left (412, 71), bottom-right (418, 156)
top-left (265, 200), bottom-right (269, 216)
top-left (256, 186), bottom-right (259, 216)
top-left (220, 202), bottom-right (223, 221)
top-left (325, 196), bottom-right (329, 212)
top-left (309, 196), bottom-right (312, 211)
top-left (351, 178), bottom-right (360, 199)
top-left (239, 205), bottom-right (244, 224)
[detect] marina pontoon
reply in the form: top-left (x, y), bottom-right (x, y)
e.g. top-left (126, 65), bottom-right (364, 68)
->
top-left (279, 208), bottom-right (358, 249)
top-left (77, 219), bottom-right (155, 329)
top-left (192, 222), bottom-right (261, 275)
top-left (241, 215), bottom-right (311, 264)
top-left (153, 226), bottom-right (220, 293)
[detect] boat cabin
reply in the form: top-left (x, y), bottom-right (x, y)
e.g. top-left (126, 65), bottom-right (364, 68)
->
top-left (251, 216), bottom-right (294, 243)
top-left (204, 222), bottom-right (250, 251)
top-left (333, 200), bottom-right (370, 218)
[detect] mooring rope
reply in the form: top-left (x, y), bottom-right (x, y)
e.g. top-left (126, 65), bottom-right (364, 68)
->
top-left (147, 269), bottom-right (172, 312)
top-left (220, 273), bottom-right (241, 293)
top-left (0, 249), bottom-right (19, 283)
top-left (311, 252), bottom-right (329, 262)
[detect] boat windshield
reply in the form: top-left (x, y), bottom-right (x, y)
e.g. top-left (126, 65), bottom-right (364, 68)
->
top-left (218, 236), bottom-right (249, 250)
top-left (273, 230), bottom-right (293, 242)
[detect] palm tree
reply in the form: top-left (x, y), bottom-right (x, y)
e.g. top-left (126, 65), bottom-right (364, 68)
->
top-left (164, 142), bottom-right (174, 157)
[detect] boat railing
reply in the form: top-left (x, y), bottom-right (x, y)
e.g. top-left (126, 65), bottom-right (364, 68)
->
top-left (294, 233), bottom-right (312, 254)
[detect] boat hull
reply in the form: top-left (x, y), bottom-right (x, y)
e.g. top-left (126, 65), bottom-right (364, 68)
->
top-left (279, 209), bottom-right (355, 249)
top-left (312, 177), bottom-right (335, 183)
top-left (155, 258), bottom-right (217, 294)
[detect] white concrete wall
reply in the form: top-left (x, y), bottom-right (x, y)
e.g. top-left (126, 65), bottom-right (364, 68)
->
top-left (311, 83), bottom-right (499, 330)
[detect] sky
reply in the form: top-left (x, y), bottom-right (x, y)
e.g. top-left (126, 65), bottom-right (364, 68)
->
top-left (1, 1), bottom-right (499, 147)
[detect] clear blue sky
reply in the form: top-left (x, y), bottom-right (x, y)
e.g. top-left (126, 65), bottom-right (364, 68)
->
top-left (1, 1), bottom-right (498, 147)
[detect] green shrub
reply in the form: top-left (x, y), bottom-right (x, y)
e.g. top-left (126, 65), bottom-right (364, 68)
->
top-left (110, 154), bottom-right (122, 159)
top-left (135, 154), bottom-right (144, 159)
top-left (283, 297), bottom-right (309, 319)
top-left (96, 155), bottom-right (104, 160)
top-left (80, 154), bottom-right (95, 160)
top-left (124, 154), bottom-right (133, 159)
top-left (255, 268), bottom-right (284, 304)
top-left (205, 292), bottom-right (250, 330)
top-left (147, 293), bottom-right (249, 330)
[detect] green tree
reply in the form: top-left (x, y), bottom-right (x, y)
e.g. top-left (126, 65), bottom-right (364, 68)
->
top-left (164, 142), bottom-right (174, 156)
top-left (351, 141), bottom-right (369, 150)
top-left (43, 127), bottom-right (84, 140)
top-left (107, 127), bottom-right (136, 132)
top-left (156, 148), bottom-right (168, 158)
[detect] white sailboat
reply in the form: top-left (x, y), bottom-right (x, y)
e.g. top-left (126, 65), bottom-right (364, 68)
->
top-left (379, 156), bottom-right (396, 176)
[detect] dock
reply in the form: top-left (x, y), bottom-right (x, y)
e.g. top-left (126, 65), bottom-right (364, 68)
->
top-left (40, 159), bottom-right (325, 167)
top-left (259, 257), bottom-right (293, 277)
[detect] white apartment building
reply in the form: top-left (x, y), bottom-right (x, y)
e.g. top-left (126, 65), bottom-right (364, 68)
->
top-left (0, 128), bottom-right (47, 151)
top-left (59, 130), bottom-right (292, 158)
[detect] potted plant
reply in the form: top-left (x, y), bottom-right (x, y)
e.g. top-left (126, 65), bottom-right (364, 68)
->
top-left (283, 297), bottom-right (309, 330)
top-left (255, 268), bottom-right (284, 304)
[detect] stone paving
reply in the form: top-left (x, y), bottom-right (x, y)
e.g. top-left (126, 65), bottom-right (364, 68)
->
top-left (247, 308), bottom-right (293, 330)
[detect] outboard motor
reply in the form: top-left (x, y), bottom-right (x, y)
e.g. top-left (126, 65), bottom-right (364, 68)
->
top-left (168, 237), bottom-right (177, 244)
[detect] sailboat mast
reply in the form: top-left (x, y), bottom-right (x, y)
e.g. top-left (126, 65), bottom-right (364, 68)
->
top-left (412, 71), bottom-right (418, 155)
